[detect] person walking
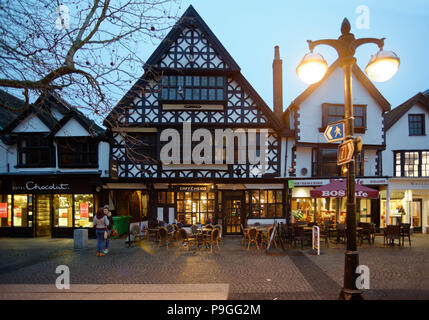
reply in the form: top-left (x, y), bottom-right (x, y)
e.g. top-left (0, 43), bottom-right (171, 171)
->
top-left (103, 205), bottom-right (114, 254)
top-left (94, 207), bottom-right (109, 257)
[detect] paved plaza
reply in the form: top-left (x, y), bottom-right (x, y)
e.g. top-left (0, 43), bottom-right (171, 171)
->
top-left (0, 234), bottom-right (428, 300)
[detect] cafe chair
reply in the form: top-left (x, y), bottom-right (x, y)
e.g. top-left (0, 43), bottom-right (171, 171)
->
top-left (247, 228), bottom-right (259, 250)
top-left (384, 225), bottom-right (401, 246)
top-left (336, 223), bottom-right (346, 244)
top-left (240, 224), bottom-right (249, 247)
top-left (261, 226), bottom-right (278, 249)
top-left (214, 224), bottom-right (223, 245)
top-left (157, 227), bottom-right (170, 249)
top-left (293, 226), bottom-right (307, 249)
top-left (320, 226), bottom-right (330, 248)
top-left (204, 228), bottom-right (220, 253)
top-left (179, 228), bottom-right (199, 251)
top-left (191, 224), bottom-right (200, 235)
top-left (358, 222), bottom-right (373, 245)
top-left (400, 223), bottom-right (412, 246)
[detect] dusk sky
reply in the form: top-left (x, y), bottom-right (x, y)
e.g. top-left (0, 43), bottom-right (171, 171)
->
top-left (139, 0), bottom-right (429, 112)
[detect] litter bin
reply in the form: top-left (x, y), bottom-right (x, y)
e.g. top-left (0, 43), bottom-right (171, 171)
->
top-left (73, 228), bottom-right (88, 249)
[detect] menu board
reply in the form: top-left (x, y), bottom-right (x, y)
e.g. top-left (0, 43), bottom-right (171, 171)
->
top-left (0, 203), bottom-right (7, 218)
top-left (80, 203), bottom-right (89, 218)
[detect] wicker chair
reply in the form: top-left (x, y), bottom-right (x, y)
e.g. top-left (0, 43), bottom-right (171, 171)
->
top-left (179, 228), bottom-right (198, 251)
top-left (261, 226), bottom-right (277, 249)
top-left (247, 228), bottom-right (259, 250)
top-left (241, 224), bottom-right (249, 247)
top-left (214, 224), bottom-right (223, 245)
top-left (157, 227), bottom-right (169, 249)
top-left (204, 228), bottom-right (220, 252)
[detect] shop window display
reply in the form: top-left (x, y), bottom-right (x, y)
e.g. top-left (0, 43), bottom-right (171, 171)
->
top-left (0, 195), bottom-right (12, 227)
top-left (54, 194), bottom-right (73, 227)
top-left (74, 194), bottom-right (94, 228)
top-left (13, 195), bottom-right (32, 227)
top-left (176, 192), bottom-right (215, 225)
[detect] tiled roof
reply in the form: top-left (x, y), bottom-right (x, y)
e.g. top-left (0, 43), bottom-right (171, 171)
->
top-left (0, 89), bottom-right (27, 131)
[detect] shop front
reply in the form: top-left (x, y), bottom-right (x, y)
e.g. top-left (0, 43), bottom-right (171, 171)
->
top-left (289, 178), bottom-right (386, 227)
top-left (381, 178), bottom-right (429, 232)
top-left (0, 176), bottom-right (102, 237)
top-left (149, 183), bottom-right (286, 235)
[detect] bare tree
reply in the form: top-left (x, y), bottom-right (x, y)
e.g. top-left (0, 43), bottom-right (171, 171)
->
top-left (0, 0), bottom-right (181, 119)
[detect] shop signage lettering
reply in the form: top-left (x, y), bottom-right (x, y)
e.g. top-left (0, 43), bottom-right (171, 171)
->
top-left (12, 181), bottom-right (70, 192)
top-left (172, 186), bottom-right (211, 192)
top-left (321, 190), bottom-right (368, 197)
top-left (0, 203), bottom-right (7, 218)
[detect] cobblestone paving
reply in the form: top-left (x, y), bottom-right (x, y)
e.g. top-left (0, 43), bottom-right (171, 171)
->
top-left (0, 234), bottom-right (428, 300)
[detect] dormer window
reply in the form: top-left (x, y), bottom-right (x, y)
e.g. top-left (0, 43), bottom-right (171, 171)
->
top-left (17, 134), bottom-right (54, 167)
top-left (408, 114), bottom-right (425, 136)
top-left (321, 103), bottom-right (367, 133)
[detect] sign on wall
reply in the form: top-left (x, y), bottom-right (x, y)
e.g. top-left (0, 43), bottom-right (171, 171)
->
top-left (0, 203), bottom-right (7, 218)
top-left (80, 203), bottom-right (89, 218)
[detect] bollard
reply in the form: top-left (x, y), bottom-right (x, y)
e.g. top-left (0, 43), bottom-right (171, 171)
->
top-left (73, 228), bottom-right (88, 249)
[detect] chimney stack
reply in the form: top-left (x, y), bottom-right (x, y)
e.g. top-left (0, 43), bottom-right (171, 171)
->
top-left (273, 46), bottom-right (283, 119)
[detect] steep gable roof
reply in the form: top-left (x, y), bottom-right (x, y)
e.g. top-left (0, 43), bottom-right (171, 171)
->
top-left (286, 60), bottom-right (391, 115)
top-left (105, 5), bottom-right (283, 132)
top-left (0, 89), bottom-right (27, 131)
top-left (145, 5), bottom-right (240, 72)
top-left (384, 92), bottom-right (429, 131)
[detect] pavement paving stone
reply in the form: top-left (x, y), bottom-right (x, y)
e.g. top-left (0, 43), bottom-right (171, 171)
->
top-left (0, 234), bottom-right (428, 299)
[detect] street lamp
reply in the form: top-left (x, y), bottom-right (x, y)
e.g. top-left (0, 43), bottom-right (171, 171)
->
top-left (296, 18), bottom-right (399, 300)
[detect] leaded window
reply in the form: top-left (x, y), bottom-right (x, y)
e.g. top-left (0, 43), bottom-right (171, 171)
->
top-left (18, 134), bottom-right (54, 167)
top-left (395, 151), bottom-right (429, 177)
top-left (160, 75), bottom-right (226, 102)
top-left (246, 190), bottom-right (283, 218)
top-left (408, 114), bottom-right (425, 136)
top-left (57, 137), bottom-right (98, 168)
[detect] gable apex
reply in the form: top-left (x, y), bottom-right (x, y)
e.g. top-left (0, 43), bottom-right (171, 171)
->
top-left (144, 5), bottom-right (240, 72)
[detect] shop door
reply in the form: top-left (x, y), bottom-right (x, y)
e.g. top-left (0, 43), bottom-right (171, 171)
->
top-left (36, 195), bottom-right (51, 237)
top-left (412, 199), bottom-right (422, 232)
top-left (223, 192), bottom-right (244, 235)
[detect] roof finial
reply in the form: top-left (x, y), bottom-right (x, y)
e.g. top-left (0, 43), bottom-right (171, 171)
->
top-left (341, 18), bottom-right (351, 35)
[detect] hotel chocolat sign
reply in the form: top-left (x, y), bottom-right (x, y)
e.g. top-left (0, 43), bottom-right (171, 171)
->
top-left (12, 181), bottom-right (71, 193)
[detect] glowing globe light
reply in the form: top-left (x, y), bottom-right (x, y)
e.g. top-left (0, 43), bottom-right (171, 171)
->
top-left (365, 50), bottom-right (400, 82)
top-left (296, 52), bottom-right (328, 84)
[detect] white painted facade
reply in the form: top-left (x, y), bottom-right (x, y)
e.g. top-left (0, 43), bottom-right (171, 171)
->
top-left (382, 99), bottom-right (429, 233)
top-left (289, 66), bottom-right (386, 179)
top-left (0, 106), bottom-right (109, 177)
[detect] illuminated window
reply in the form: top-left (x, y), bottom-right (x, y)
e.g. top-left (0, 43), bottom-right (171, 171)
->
top-left (246, 190), bottom-right (283, 218)
top-left (395, 150), bottom-right (429, 177)
top-left (74, 194), bottom-right (94, 228)
top-left (12, 195), bottom-right (33, 227)
top-left (53, 194), bottom-right (73, 227)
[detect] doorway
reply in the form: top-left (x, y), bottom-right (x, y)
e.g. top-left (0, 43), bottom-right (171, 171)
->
top-left (36, 195), bottom-right (51, 237)
top-left (223, 191), bottom-right (244, 235)
top-left (412, 199), bottom-right (422, 232)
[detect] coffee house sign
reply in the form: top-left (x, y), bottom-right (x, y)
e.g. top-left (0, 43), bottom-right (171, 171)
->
top-left (12, 181), bottom-right (71, 192)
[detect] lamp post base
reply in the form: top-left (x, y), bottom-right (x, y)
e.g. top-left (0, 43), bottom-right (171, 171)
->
top-left (339, 288), bottom-right (365, 300)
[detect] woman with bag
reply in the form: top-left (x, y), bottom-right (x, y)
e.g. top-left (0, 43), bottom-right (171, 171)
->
top-left (93, 207), bottom-right (109, 257)
top-left (103, 205), bottom-right (115, 254)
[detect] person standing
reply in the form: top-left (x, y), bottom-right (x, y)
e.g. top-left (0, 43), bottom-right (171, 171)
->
top-left (103, 205), bottom-right (114, 254)
top-left (94, 207), bottom-right (109, 257)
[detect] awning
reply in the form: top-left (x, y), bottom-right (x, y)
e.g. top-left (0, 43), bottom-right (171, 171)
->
top-left (309, 179), bottom-right (379, 199)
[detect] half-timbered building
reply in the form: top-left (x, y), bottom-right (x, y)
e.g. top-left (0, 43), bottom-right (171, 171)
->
top-left (104, 6), bottom-right (287, 233)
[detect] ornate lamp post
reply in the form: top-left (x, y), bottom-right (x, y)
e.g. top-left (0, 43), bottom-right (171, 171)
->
top-left (296, 18), bottom-right (400, 300)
